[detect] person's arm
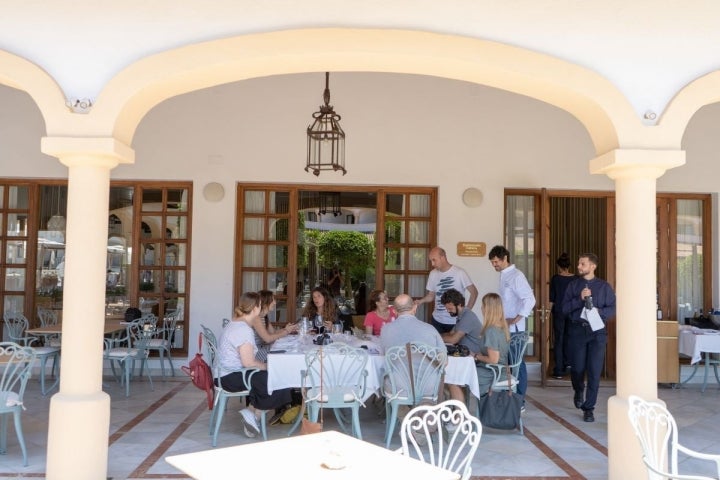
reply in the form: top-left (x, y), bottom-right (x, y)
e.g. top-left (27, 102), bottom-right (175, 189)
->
top-left (237, 342), bottom-right (266, 370)
top-left (415, 290), bottom-right (435, 305)
top-left (441, 329), bottom-right (465, 344)
top-left (474, 347), bottom-right (500, 365)
top-left (465, 284), bottom-right (478, 309)
top-left (253, 318), bottom-right (294, 343)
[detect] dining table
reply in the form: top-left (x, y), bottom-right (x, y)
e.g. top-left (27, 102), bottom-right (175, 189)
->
top-left (26, 318), bottom-right (129, 337)
top-left (266, 334), bottom-right (480, 399)
top-left (165, 429), bottom-right (459, 480)
top-left (679, 326), bottom-right (720, 392)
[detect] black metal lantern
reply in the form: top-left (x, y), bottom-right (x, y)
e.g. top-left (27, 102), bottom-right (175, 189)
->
top-left (306, 72), bottom-right (346, 176)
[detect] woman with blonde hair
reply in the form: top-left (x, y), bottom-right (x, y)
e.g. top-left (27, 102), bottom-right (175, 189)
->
top-left (218, 292), bottom-right (292, 438)
top-left (474, 293), bottom-right (511, 395)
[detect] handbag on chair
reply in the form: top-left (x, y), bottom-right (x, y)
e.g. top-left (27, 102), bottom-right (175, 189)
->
top-left (476, 363), bottom-right (522, 430)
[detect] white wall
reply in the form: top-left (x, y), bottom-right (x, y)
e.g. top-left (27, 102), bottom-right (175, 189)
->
top-left (7, 72), bottom-right (719, 361)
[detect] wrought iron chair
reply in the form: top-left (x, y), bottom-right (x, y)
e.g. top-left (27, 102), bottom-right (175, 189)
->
top-left (36, 307), bottom-right (61, 347)
top-left (200, 324), bottom-right (268, 445)
top-left (482, 331), bottom-right (529, 434)
top-left (0, 342), bottom-right (36, 466)
top-left (628, 395), bottom-right (720, 480)
top-left (4, 312), bottom-right (60, 396)
top-left (382, 342), bottom-right (446, 448)
top-left (288, 342), bottom-right (369, 439)
top-left (139, 310), bottom-right (180, 378)
top-left (103, 319), bottom-right (154, 397)
top-left (399, 399), bottom-right (482, 480)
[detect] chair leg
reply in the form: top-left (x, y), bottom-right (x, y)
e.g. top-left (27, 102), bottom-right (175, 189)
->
top-left (165, 348), bottom-right (175, 377)
top-left (385, 402), bottom-right (399, 449)
top-left (351, 406), bottom-right (362, 440)
top-left (258, 410), bottom-right (268, 441)
top-left (13, 410), bottom-right (28, 466)
top-left (331, 408), bottom-right (351, 436)
top-left (0, 413), bottom-right (7, 454)
top-left (286, 403), bottom-right (304, 436)
top-left (212, 395), bottom-right (228, 447)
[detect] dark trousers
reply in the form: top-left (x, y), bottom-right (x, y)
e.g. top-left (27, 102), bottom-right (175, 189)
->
top-left (219, 370), bottom-right (292, 411)
top-left (568, 323), bottom-right (607, 411)
top-left (552, 313), bottom-right (570, 375)
top-left (431, 318), bottom-right (454, 334)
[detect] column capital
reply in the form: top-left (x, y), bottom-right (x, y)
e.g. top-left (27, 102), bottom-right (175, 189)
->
top-left (590, 148), bottom-right (685, 180)
top-left (41, 136), bottom-right (135, 169)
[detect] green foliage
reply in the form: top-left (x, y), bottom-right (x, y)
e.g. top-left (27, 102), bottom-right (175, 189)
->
top-left (317, 230), bottom-right (375, 294)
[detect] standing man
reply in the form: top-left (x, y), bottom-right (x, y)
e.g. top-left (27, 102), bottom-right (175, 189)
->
top-left (415, 247), bottom-right (478, 334)
top-left (488, 245), bottom-right (536, 406)
top-left (562, 253), bottom-right (615, 423)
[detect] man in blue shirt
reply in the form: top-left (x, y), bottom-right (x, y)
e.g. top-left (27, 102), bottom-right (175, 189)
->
top-left (562, 253), bottom-right (616, 423)
top-left (489, 245), bottom-right (536, 406)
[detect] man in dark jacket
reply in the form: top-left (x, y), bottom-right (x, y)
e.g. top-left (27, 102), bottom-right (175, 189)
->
top-left (562, 253), bottom-right (616, 423)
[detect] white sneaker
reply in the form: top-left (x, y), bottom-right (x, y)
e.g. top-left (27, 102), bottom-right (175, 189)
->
top-left (240, 409), bottom-right (260, 438)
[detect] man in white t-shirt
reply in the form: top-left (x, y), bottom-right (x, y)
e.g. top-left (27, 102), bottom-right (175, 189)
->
top-left (415, 247), bottom-right (478, 334)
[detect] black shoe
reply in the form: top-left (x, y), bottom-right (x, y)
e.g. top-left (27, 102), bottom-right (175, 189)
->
top-left (583, 410), bottom-right (595, 422)
top-left (551, 373), bottom-right (564, 379)
top-left (573, 391), bottom-right (583, 409)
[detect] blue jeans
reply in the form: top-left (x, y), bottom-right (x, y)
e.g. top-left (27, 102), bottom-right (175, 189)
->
top-left (510, 332), bottom-right (528, 398)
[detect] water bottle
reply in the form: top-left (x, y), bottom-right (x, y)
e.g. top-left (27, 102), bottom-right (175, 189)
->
top-left (584, 283), bottom-right (593, 310)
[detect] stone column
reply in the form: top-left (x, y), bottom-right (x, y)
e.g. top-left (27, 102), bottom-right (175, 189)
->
top-left (40, 137), bottom-right (134, 480)
top-left (591, 148), bottom-right (685, 480)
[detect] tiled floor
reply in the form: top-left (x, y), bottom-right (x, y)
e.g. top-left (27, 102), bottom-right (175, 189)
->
top-left (3, 373), bottom-right (720, 479)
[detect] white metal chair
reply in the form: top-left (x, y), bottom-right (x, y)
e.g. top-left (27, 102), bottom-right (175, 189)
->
top-left (398, 399), bottom-right (482, 480)
top-left (139, 310), bottom-right (180, 378)
top-left (4, 312), bottom-right (60, 396)
top-left (482, 331), bottom-right (528, 434)
top-left (103, 319), bottom-right (154, 397)
top-left (36, 307), bottom-right (61, 348)
top-left (383, 342), bottom-right (446, 448)
top-left (0, 342), bottom-right (36, 466)
top-left (628, 395), bottom-right (720, 480)
top-left (288, 343), bottom-right (369, 439)
top-left (201, 324), bottom-right (268, 445)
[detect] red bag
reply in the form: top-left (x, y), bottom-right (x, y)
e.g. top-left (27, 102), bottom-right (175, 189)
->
top-left (181, 332), bottom-right (214, 409)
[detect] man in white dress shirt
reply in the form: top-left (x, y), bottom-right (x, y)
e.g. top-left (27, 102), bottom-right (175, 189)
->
top-left (489, 245), bottom-right (536, 405)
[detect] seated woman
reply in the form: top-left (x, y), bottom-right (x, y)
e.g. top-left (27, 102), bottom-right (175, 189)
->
top-left (363, 289), bottom-right (396, 336)
top-left (251, 290), bottom-right (298, 362)
top-left (473, 293), bottom-right (511, 395)
top-left (218, 292), bottom-right (292, 438)
top-left (301, 286), bottom-right (339, 333)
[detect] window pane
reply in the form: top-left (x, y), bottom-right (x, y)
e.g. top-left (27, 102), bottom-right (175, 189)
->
top-left (172, 243), bottom-right (187, 267)
top-left (141, 216), bottom-right (162, 239)
top-left (8, 186), bottom-right (28, 209)
top-left (4, 295), bottom-right (23, 314)
top-left (6, 240), bottom-right (25, 264)
top-left (409, 194), bottom-right (430, 217)
top-left (166, 216), bottom-right (187, 239)
top-left (141, 243), bottom-right (159, 266)
top-left (244, 218), bottom-right (264, 240)
top-left (175, 271), bottom-right (186, 294)
top-left (141, 189), bottom-right (163, 211)
top-left (270, 192), bottom-right (290, 214)
top-left (386, 194), bottom-right (405, 216)
top-left (408, 274), bottom-right (426, 297)
top-left (270, 218), bottom-right (289, 241)
top-left (677, 199), bottom-right (703, 320)
top-left (7, 213), bottom-right (28, 236)
top-left (0, 186), bottom-right (4, 208)
top-left (408, 221), bottom-right (429, 243)
top-left (268, 246), bottom-right (288, 268)
top-left (5, 268), bottom-right (25, 291)
top-left (242, 272), bottom-right (263, 292)
top-left (245, 191), bottom-right (265, 214)
top-left (140, 269), bottom-right (161, 294)
top-left (243, 245), bottom-right (263, 267)
top-left (385, 220), bottom-right (405, 243)
top-left (384, 274), bottom-right (404, 298)
top-left (268, 271), bottom-right (286, 292)
top-left (409, 248), bottom-right (428, 270)
top-left (273, 298), bottom-right (287, 324)
top-left (384, 247), bottom-right (405, 270)
top-left (167, 188), bottom-right (188, 212)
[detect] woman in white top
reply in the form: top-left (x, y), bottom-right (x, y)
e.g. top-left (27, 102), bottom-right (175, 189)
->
top-left (218, 292), bottom-right (292, 437)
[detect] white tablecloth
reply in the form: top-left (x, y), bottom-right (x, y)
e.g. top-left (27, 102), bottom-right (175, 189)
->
top-left (679, 328), bottom-right (720, 364)
top-left (266, 335), bottom-right (481, 400)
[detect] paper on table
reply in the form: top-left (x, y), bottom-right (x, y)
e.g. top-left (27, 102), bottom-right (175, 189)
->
top-left (581, 307), bottom-right (605, 332)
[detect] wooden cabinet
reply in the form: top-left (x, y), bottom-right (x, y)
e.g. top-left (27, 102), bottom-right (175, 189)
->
top-left (657, 320), bottom-right (679, 383)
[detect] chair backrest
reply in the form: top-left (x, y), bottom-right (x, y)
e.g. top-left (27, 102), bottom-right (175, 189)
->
top-left (384, 343), bottom-right (446, 404)
top-left (303, 343), bottom-right (369, 402)
top-left (0, 342), bottom-right (36, 408)
top-left (37, 307), bottom-right (58, 327)
top-left (3, 312), bottom-right (30, 345)
top-left (508, 331), bottom-right (529, 369)
top-left (400, 399), bottom-right (482, 480)
top-left (199, 324), bottom-right (219, 374)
